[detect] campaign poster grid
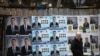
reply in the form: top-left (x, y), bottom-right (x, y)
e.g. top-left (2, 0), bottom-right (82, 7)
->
top-left (4, 15), bottom-right (100, 56)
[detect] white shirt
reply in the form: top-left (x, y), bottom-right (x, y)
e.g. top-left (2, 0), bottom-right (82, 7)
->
top-left (25, 45), bottom-right (28, 51)
top-left (53, 36), bottom-right (56, 41)
top-left (12, 46), bottom-right (16, 53)
top-left (11, 25), bottom-right (14, 32)
top-left (24, 25), bottom-right (27, 31)
top-left (54, 50), bottom-right (56, 56)
top-left (36, 36), bottom-right (38, 42)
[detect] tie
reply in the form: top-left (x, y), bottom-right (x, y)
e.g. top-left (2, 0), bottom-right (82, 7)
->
top-left (36, 37), bottom-right (38, 42)
top-left (13, 47), bottom-right (16, 54)
top-left (53, 23), bottom-right (56, 28)
top-left (24, 25), bottom-right (27, 31)
top-left (54, 51), bottom-right (56, 56)
top-left (25, 46), bottom-right (28, 54)
top-left (36, 23), bottom-right (38, 28)
top-left (36, 52), bottom-right (38, 56)
top-left (54, 36), bottom-right (56, 42)
top-left (12, 25), bottom-right (14, 32)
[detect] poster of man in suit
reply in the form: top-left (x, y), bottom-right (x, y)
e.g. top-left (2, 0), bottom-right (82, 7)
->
top-left (5, 35), bottom-right (20, 56)
top-left (20, 36), bottom-right (32, 56)
top-left (19, 17), bottom-right (32, 35)
top-left (49, 16), bottom-right (66, 29)
top-left (5, 17), bottom-right (19, 35)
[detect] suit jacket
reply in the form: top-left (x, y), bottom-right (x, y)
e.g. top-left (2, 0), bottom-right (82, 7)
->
top-left (91, 39), bottom-right (96, 43)
top-left (51, 50), bottom-right (60, 56)
top-left (21, 45), bottom-right (32, 56)
top-left (32, 23), bottom-right (41, 28)
top-left (32, 37), bottom-right (41, 42)
top-left (20, 25), bottom-right (31, 35)
top-left (33, 51), bottom-right (42, 56)
top-left (50, 22), bottom-right (59, 28)
top-left (7, 46), bottom-right (20, 56)
top-left (67, 19), bottom-right (73, 24)
top-left (90, 20), bottom-right (96, 24)
top-left (50, 36), bottom-right (59, 42)
top-left (68, 39), bottom-right (72, 44)
top-left (84, 42), bottom-right (90, 48)
top-left (83, 23), bottom-right (89, 29)
top-left (6, 25), bottom-right (19, 35)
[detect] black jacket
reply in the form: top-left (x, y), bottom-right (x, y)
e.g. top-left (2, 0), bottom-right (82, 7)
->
top-left (33, 51), bottom-right (42, 56)
top-left (51, 50), bottom-right (60, 56)
top-left (50, 22), bottom-right (59, 28)
top-left (21, 46), bottom-right (32, 56)
top-left (32, 23), bottom-right (41, 28)
top-left (84, 42), bottom-right (90, 48)
top-left (20, 25), bottom-right (31, 35)
top-left (50, 36), bottom-right (59, 42)
top-left (83, 22), bottom-right (89, 29)
top-left (71, 38), bottom-right (83, 56)
top-left (67, 19), bottom-right (73, 24)
top-left (6, 25), bottom-right (19, 35)
top-left (32, 37), bottom-right (41, 42)
top-left (7, 46), bottom-right (20, 56)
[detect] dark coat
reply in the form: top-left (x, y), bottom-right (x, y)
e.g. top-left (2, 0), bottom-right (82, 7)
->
top-left (33, 51), bottom-right (42, 56)
top-left (6, 25), bottom-right (19, 35)
top-left (67, 19), bottom-right (73, 24)
top-left (50, 22), bottom-right (59, 28)
top-left (32, 37), bottom-right (41, 42)
top-left (32, 23), bottom-right (41, 28)
top-left (20, 25), bottom-right (31, 35)
top-left (71, 38), bottom-right (83, 56)
top-left (83, 22), bottom-right (89, 29)
top-left (7, 46), bottom-right (20, 56)
top-left (51, 50), bottom-right (60, 56)
top-left (50, 36), bottom-right (59, 42)
top-left (21, 46), bottom-right (32, 56)
top-left (84, 42), bottom-right (90, 48)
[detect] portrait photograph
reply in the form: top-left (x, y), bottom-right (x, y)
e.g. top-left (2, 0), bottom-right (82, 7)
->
top-left (32, 16), bottom-right (50, 29)
top-left (32, 30), bottom-right (50, 43)
top-left (19, 17), bottom-right (32, 35)
top-left (20, 35), bottom-right (32, 56)
top-left (90, 16), bottom-right (98, 32)
top-left (5, 35), bottom-right (20, 56)
top-left (67, 16), bottom-right (78, 31)
top-left (5, 17), bottom-right (20, 35)
top-left (49, 16), bottom-right (67, 29)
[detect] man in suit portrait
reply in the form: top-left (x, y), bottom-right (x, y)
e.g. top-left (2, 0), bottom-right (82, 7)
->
top-left (32, 17), bottom-right (41, 28)
top-left (21, 38), bottom-right (32, 56)
top-left (90, 18), bottom-right (98, 29)
top-left (50, 17), bottom-right (59, 28)
top-left (68, 37), bottom-right (74, 44)
top-left (20, 17), bottom-right (31, 35)
top-left (67, 18), bottom-right (73, 24)
top-left (50, 31), bottom-right (59, 42)
top-left (83, 18), bottom-right (89, 29)
top-left (51, 45), bottom-right (60, 56)
top-left (6, 17), bottom-right (19, 35)
top-left (90, 35), bottom-right (96, 43)
top-left (90, 35), bottom-right (98, 48)
top-left (84, 38), bottom-right (90, 48)
top-left (33, 45), bottom-right (42, 56)
top-left (90, 19), bottom-right (96, 24)
top-left (32, 31), bottom-right (42, 42)
top-left (7, 39), bottom-right (20, 56)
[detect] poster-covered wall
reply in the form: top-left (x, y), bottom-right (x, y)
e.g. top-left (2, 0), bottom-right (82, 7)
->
top-left (3, 15), bottom-right (100, 56)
